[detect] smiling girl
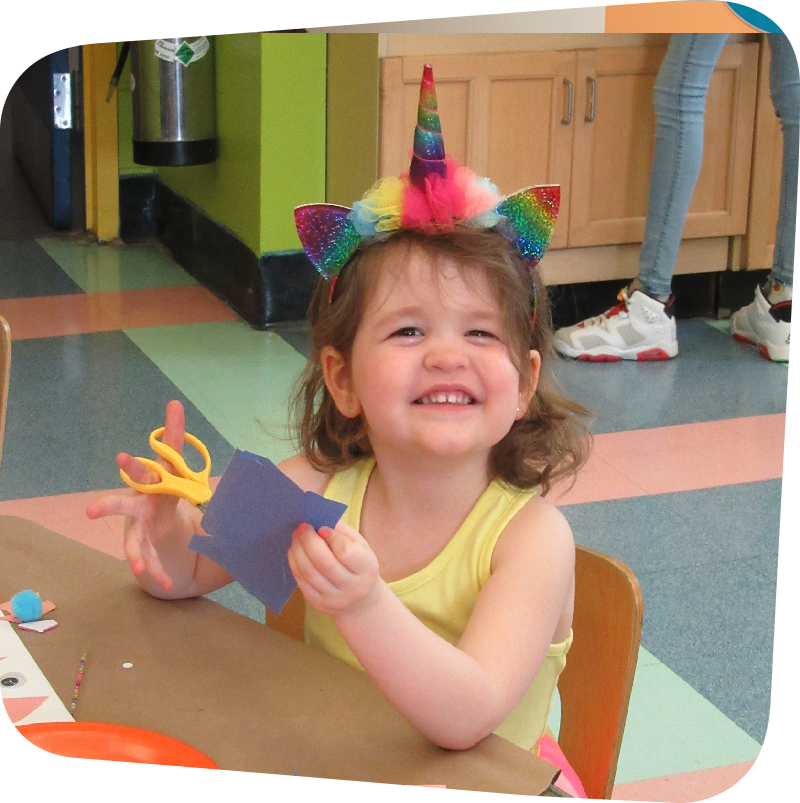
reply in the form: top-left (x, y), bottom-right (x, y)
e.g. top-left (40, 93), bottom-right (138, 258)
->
top-left (88, 65), bottom-right (591, 795)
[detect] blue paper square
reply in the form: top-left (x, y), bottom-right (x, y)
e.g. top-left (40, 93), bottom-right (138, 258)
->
top-left (189, 450), bottom-right (347, 614)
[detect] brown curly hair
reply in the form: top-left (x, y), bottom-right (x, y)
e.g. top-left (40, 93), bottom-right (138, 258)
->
top-left (291, 227), bottom-right (591, 495)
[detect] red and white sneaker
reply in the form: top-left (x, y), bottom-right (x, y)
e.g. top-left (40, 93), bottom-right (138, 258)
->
top-left (730, 284), bottom-right (791, 362)
top-left (553, 288), bottom-right (678, 361)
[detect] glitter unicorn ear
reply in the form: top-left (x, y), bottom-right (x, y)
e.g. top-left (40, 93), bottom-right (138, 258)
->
top-left (294, 204), bottom-right (364, 280)
top-left (495, 185), bottom-right (560, 268)
top-left (494, 186), bottom-right (559, 331)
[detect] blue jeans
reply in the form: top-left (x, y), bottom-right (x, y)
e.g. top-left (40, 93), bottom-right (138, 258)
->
top-left (637, 34), bottom-right (799, 296)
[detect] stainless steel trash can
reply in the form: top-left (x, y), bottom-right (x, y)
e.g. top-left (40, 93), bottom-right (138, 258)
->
top-left (131, 37), bottom-right (218, 166)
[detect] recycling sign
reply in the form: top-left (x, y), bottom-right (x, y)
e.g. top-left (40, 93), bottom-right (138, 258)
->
top-left (154, 37), bottom-right (210, 67)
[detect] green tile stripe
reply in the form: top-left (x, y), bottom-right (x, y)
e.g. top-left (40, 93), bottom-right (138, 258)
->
top-left (124, 320), bottom-right (308, 628)
top-left (548, 646), bottom-right (760, 783)
top-left (615, 649), bottom-right (761, 782)
top-left (124, 321), bottom-right (307, 464)
top-left (38, 237), bottom-right (196, 293)
top-left (206, 582), bottom-right (266, 625)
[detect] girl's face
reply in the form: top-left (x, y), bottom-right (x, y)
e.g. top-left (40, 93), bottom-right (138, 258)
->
top-left (322, 249), bottom-right (540, 463)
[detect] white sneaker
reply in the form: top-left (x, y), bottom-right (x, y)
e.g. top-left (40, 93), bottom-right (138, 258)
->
top-left (730, 284), bottom-right (791, 362)
top-left (553, 288), bottom-right (679, 361)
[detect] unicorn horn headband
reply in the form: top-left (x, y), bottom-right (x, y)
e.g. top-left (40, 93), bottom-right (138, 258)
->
top-left (295, 64), bottom-right (559, 303)
top-left (409, 64), bottom-right (447, 189)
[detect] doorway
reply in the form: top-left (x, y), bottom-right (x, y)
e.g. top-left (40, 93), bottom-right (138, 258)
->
top-left (2, 47), bottom-right (85, 239)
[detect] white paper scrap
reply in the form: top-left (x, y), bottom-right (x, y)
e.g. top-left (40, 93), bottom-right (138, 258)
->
top-left (0, 621), bottom-right (73, 725)
top-left (17, 620), bottom-right (58, 634)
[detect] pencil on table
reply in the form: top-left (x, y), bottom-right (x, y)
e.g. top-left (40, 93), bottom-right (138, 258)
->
top-left (70, 652), bottom-right (86, 715)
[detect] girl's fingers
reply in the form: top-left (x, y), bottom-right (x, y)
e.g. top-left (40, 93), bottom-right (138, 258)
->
top-left (321, 525), bottom-right (374, 576)
top-left (289, 543), bottom-right (338, 597)
top-left (288, 541), bottom-right (339, 598)
top-left (117, 452), bottom-right (160, 484)
top-left (295, 525), bottom-right (354, 585)
top-left (140, 539), bottom-right (172, 590)
top-left (86, 492), bottom-right (137, 520)
top-left (161, 400), bottom-right (186, 461)
top-left (152, 490), bottom-right (181, 521)
top-left (122, 528), bottom-right (147, 576)
top-left (333, 520), bottom-right (363, 543)
top-left (126, 532), bottom-right (171, 590)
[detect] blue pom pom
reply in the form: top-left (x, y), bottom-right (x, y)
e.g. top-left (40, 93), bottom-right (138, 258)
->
top-left (10, 590), bottom-right (43, 622)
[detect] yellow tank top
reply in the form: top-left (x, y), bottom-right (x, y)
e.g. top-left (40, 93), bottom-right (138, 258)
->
top-left (304, 457), bottom-right (572, 751)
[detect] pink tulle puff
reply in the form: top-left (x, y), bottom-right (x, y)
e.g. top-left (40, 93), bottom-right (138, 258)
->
top-left (452, 162), bottom-right (502, 218)
top-left (399, 158), bottom-right (497, 231)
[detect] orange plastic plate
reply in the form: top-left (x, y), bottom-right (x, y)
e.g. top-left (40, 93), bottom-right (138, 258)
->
top-left (17, 722), bottom-right (218, 768)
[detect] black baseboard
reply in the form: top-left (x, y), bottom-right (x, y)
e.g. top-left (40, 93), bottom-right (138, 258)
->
top-left (120, 178), bottom-right (772, 330)
top-left (718, 269), bottom-right (771, 317)
top-left (548, 269), bottom-right (772, 329)
top-left (119, 175), bottom-right (319, 328)
top-left (119, 174), bottom-right (158, 242)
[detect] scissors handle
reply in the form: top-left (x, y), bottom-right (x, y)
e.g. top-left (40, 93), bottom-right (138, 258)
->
top-left (119, 428), bottom-right (213, 507)
top-left (149, 427), bottom-right (211, 485)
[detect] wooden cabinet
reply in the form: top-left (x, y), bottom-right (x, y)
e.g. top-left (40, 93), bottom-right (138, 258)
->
top-left (380, 42), bottom-right (760, 282)
top-left (743, 34), bottom-right (783, 270)
top-left (381, 52), bottom-right (575, 249)
top-left (568, 44), bottom-right (758, 247)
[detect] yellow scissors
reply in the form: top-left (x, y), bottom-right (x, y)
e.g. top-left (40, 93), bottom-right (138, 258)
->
top-left (119, 427), bottom-right (213, 509)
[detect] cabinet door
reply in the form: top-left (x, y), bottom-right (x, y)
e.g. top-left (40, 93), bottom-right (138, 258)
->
top-left (743, 35), bottom-right (783, 270)
top-left (568, 43), bottom-right (759, 248)
top-left (380, 52), bottom-right (576, 249)
top-left (746, 117), bottom-right (783, 269)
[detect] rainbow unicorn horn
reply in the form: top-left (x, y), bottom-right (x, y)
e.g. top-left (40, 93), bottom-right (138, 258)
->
top-left (408, 64), bottom-right (447, 190)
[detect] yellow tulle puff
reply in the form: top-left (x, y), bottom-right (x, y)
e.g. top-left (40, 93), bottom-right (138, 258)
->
top-left (350, 176), bottom-right (405, 236)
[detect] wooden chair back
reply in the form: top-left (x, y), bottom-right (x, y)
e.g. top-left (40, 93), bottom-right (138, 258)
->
top-left (266, 587), bottom-right (305, 642)
top-left (557, 545), bottom-right (643, 799)
top-left (266, 545), bottom-right (643, 801)
top-left (0, 315), bottom-right (10, 479)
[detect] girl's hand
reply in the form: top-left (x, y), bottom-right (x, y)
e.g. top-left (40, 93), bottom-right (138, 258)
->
top-left (287, 520), bottom-right (381, 617)
top-left (85, 400), bottom-right (189, 590)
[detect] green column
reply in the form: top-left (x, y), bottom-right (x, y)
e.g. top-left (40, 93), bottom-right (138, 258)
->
top-left (326, 34), bottom-right (380, 208)
top-left (259, 33), bottom-right (327, 254)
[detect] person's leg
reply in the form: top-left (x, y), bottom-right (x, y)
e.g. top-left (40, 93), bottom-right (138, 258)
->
top-left (730, 34), bottom-right (798, 362)
top-left (637, 33), bottom-right (728, 298)
top-left (553, 34), bottom-right (727, 361)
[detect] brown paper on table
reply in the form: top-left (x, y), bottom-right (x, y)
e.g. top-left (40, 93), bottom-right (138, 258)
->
top-left (0, 515), bottom-right (558, 795)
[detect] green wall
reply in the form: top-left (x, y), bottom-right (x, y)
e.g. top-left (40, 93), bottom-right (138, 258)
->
top-left (326, 34), bottom-right (380, 208)
top-left (116, 33), bottom-right (333, 258)
top-left (259, 34), bottom-right (327, 254)
top-left (159, 33), bottom-right (264, 255)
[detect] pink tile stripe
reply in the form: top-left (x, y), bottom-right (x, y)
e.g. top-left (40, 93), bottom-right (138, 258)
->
top-left (551, 414), bottom-right (785, 505)
top-left (0, 285), bottom-right (240, 340)
top-left (613, 761), bottom-right (755, 801)
top-left (0, 413), bottom-right (784, 553)
top-left (0, 478), bottom-right (222, 560)
top-left (0, 490), bottom-right (127, 559)
top-left (0, 414), bottom-right (784, 552)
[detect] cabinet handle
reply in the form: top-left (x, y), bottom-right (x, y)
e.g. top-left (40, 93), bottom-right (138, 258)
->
top-left (562, 79), bottom-right (573, 125)
top-left (585, 76), bottom-right (596, 122)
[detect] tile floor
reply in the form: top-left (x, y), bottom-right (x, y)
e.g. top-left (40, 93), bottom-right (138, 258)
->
top-left (0, 234), bottom-right (786, 801)
top-left (0, 91), bottom-right (788, 803)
